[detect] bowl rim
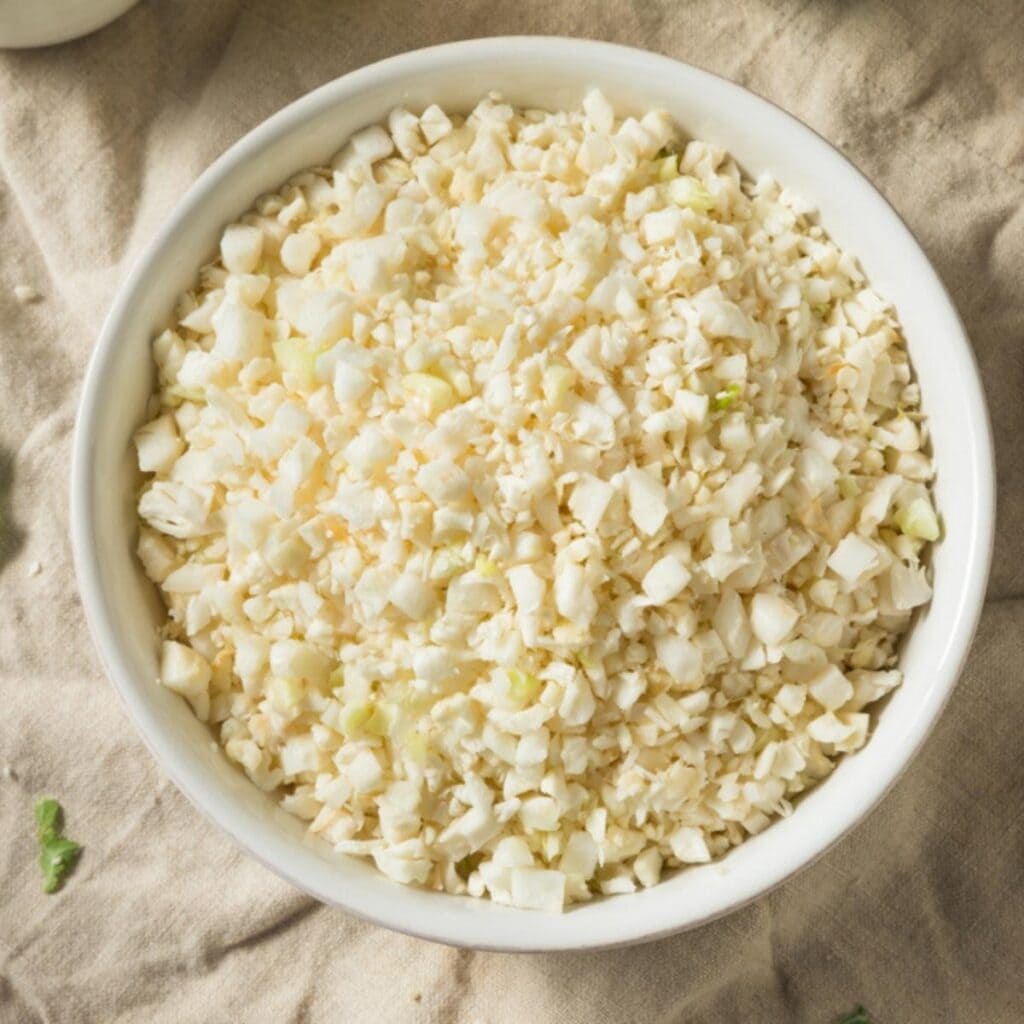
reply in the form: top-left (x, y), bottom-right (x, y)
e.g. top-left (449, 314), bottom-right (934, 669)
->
top-left (70, 35), bottom-right (996, 952)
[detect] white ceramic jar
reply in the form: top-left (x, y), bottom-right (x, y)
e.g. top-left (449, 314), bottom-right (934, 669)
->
top-left (0, 0), bottom-right (140, 48)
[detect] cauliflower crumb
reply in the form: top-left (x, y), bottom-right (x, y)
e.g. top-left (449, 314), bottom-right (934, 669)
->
top-left (137, 92), bottom-right (936, 911)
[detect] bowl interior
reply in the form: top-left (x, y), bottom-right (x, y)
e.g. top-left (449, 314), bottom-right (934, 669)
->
top-left (72, 38), bottom-right (993, 951)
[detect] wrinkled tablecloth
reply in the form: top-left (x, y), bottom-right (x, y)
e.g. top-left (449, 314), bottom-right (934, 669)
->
top-left (1, 1), bottom-right (1022, 1020)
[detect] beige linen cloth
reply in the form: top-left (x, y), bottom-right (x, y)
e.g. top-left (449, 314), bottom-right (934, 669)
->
top-left (1, 1), bottom-right (1022, 1020)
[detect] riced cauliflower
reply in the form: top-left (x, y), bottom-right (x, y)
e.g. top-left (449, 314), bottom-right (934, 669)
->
top-left (134, 91), bottom-right (938, 911)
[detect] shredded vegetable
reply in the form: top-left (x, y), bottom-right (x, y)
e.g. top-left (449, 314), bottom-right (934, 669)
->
top-left (135, 91), bottom-right (936, 910)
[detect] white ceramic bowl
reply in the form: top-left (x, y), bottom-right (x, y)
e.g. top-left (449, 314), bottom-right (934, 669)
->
top-left (0, 0), bottom-right (139, 48)
top-left (71, 38), bottom-right (995, 951)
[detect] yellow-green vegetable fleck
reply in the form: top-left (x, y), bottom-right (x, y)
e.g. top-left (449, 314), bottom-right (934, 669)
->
top-left (340, 700), bottom-right (391, 738)
top-left (668, 176), bottom-right (715, 213)
top-left (655, 154), bottom-right (678, 181)
top-left (166, 384), bottom-right (206, 404)
top-left (403, 372), bottom-right (456, 414)
top-left (542, 364), bottom-right (575, 409)
top-left (838, 477), bottom-right (860, 500)
top-left (577, 650), bottom-right (597, 670)
top-left (434, 544), bottom-right (472, 580)
top-left (340, 701), bottom-right (374, 736)
top-left (404, 731), bottom-right (429, 763)
top-left (712, 382), bottom-right (742, 411)
top-left (474, 555), bottom-right (499, 578)
top-left (507, 667), bottom-right (541, 704)
top-left (893, 498), bottom-right (940, 541)
top-left (273, 338), bottom-right (319, 391)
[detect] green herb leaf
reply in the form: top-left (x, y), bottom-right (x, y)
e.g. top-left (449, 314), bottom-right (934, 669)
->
top-left (836, 1007), bottom-right (873, 1024)
top-left (33, 798), bottom-right (81, 893)
top-left (713, 382), bottom-right (742, 411)
top-left (39, 837), bottom-right (81, 893)
top-left (34, 798), bottom-right (61, 842)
